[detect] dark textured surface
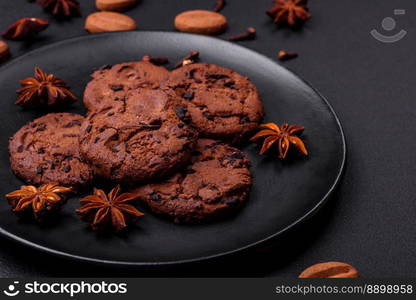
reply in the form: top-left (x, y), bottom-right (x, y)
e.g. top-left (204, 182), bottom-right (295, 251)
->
top-left (0, 0), bottom-right (414, 277)
top-left (0, 31), bottom-right (344, 272)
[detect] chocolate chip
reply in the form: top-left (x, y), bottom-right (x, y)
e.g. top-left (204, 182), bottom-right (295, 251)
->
top-left (239, 116), bottom-right (250, 124)
top-left (62, 166), bottom-right (71, 173)
top-left (63, 120), bottom-right (81, 128)
top-left (224, 80), bottom-right (235, 88)
top-left (86, 124), bottom-right (92, 133)
top-left (111, 85), bottom-right (123, 91)
top-left (37, 148), bottom-right (45, 154)
top-left (203, 111), bottom-right (214, 120)
top-left (17, 145), bottom-right (24, 153)
top-left (107, 112), bottom-right (114, 117)
top-left (36, 167), bottom-right (43, 174)
top-left (230, 152), bottom-right (244, 159)
top-left (151, 193), bottom-right (162, 202)
top-left (183, 91), bottom-right (194, 100)
top-left (207, 74), bottom-right (228, 80)
top-left (184, 168), bottom-right (196, 174)
top-left (174, 107), bottom-right (187, 121)
top-left (94, 137), bottom-right (100, 143)
top-left (36, 123), bottom-right (47, 131)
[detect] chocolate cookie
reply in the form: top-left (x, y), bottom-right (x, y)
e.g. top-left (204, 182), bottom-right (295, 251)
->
top-left (9, 113), bottom-right (94, 189)
top-left (79, 89), bottom-right (197, 184)
top-left (134, 139), bottom-right (252, 224)
top-left (163, 63), bottom-right (264, 143)
top-left (83, 61), bottom-right (170, 111)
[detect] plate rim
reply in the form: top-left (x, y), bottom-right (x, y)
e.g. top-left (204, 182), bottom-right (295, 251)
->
top-left (0, 31), bottom-right (347, 267)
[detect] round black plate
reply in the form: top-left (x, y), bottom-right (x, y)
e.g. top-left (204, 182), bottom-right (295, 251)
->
top-left (0, 31), bottom-right (345, 266)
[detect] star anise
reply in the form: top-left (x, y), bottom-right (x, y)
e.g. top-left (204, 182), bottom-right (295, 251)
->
top-left (2, 17), bottom-right (49, 40)
top-left (6, 183), bottom-right (72, 221)
top-left (76, 185), bottom-right (144, 232)
top-left (36, 0), bottom-right (81, 18)
top-left (266, 0), bottom-right (310, 27)
top-left (250, 123), bottom-right (308, 159)
top-left (16, 67), bottom-right (77, 108)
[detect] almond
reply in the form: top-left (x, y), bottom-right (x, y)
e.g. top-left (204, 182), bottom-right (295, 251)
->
top-left (0, 40), bottom-right (10, 62)
top-left (299, 262), bottom-right (359, 278)
top-left (96, 0), bottom-right (138, 12)
top-left (174, 10), bottom-right (228, 35)
top-left (85, 12), bottom-right (137, 33)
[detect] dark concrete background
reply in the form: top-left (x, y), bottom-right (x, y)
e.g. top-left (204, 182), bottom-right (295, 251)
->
top-left (0, 0), bottom-right (415, 277)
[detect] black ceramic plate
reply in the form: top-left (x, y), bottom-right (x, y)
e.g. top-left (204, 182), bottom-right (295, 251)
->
top-left (0, 31), bottom-right (345, 266)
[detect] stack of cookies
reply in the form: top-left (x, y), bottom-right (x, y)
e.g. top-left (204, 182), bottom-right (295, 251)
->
top-left (9, 59), bottom-right (264, 224)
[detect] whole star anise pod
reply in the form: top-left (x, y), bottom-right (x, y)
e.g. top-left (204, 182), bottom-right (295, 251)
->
top-left (266, 0), bottom-right (310, 27)
top-left (76, 185), bottom-right (144, 232)
top-left (250, 123), bottom-right (308, 159)
top-left (16, 67), bottom-right (77, 107)
top-left (2, 17), bottom-right (49, 40)
top-left (6, 183), bottom-right (72, 221)
top-left (36, 0), bottom-right (81, 18)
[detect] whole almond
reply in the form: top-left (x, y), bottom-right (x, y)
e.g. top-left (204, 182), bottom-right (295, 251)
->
top-left (96, 0), bottom-right (138, 12)
top-left (174, 10), bottom-right (228, 35)
top-left (85, 12), bottom-right (137, 33)
top-left (0, 40), bottom-right (10, 62)
top-left (299, 262), bottom-right (359, 278)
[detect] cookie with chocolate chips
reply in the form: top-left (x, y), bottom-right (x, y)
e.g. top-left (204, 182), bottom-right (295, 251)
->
top-left (133, 139), bottom-right (252, 224)
top-left (83, 61), bottom-right (170, 112)
top-left (79, 89), bottom-right (197, 184)
top-left (163, 63), bottom-right (264, 143)
top-left (9, 113), bottom-right (94, 189)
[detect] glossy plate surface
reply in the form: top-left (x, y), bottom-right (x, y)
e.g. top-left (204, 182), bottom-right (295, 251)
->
top-left (0, 32), bottom-right (345, 265)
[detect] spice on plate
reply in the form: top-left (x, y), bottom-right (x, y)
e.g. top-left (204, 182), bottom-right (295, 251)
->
top-left (76, 185), bottom-right (144, 232)
top-left (142, 55), bottom-right (169, 66)
top-left (250, 122), bottom-right (308, 159)
top-left (6, 183), bottom-right (72, 221)
top-left (174, 50), bottom-right (200, 69)
top-left (16, 67), bottom-right (77, 107)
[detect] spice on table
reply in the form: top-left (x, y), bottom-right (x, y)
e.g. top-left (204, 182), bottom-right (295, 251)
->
top-left (250, 122), bottom-right (308, 159)
top-left (36, 0), bottom-right (81, 18)
top-left (0, 40), bottom-right (10, 63)
top-left (278, 50), bottom-right (298, 61)
top-left (228, 27), bottom-right (256, 41)
top-left (266, 0), bottom-right (310, 27)
top-left (76, 185), bottom-right (144, 232)
top-left (16, 66), bottom-right (77, 108)
top-left (174, 50), bottom-right (200, 69)
top-left (2, 17), bottom-right (49, 40)
top-left (142, 55), bottom-right (169, 66)
top-left (6, 183), bottom-right (72, 221)
top-left (213, 0), bottom-right (226, 12)
top-left (299, 262), bottom-right (359, 278)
